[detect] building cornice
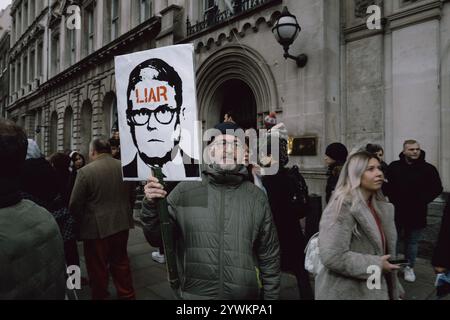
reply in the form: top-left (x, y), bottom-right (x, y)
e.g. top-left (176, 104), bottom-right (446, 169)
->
top-left (7, 16), bottom-right (162, 111)
top-left (182, 0), bottom-right (281, 44)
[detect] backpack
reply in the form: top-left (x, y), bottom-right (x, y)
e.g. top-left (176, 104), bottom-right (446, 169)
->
top-left (286, 165), bottom-right (310, 219)
top-left (304, 232), bottom-right (324, 276)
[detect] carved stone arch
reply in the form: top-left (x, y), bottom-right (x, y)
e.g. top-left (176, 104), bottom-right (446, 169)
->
top-left (197, 44), bottom-right (279, 131)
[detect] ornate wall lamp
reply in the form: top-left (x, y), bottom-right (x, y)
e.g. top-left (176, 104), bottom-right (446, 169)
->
top-left (272, 6), bottom-right (308, 68)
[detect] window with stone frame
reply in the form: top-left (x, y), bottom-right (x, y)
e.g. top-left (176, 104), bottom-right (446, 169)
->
top-left (104, 0), bottom-right (120, 44)
top-left (51, 32), bottom-right (60, 76)
top-left (37, 42), bottom-right (43, 78)
top-left (23, 1), bottom-right (28, 31)
top-left (16, 61), bottom-right (21, 92)
top-left (111, 0), bottom-right (120, 40)
top-left (11, 17), bottom-right (15, 43)
top-left (83, 2), bottom-right (95, 56)
top-left (11, 65), bottom-right (15, 93)
top-left (30, 0), bottom-right (35, 21)
top-left (30, 49), bottom-right (35, 83)
top-left (17, 9), bottom-right (22, 39)
top-left (66, 28), bottom-right (76, 66)
top-left (23, 54), bottom-right (27, 86)
top-left (139, 0), bottom-right (152, 23)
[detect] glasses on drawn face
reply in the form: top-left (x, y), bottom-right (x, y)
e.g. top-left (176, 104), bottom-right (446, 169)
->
top-left (128, 105), bottom-right (179, 126)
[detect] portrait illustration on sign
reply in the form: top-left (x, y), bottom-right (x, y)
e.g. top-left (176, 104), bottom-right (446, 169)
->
top-left (115, 44), bottom-right (201, 181)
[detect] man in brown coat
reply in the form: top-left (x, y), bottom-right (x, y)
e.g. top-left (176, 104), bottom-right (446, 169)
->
top-left (69, 137), bottom-right (136, 300)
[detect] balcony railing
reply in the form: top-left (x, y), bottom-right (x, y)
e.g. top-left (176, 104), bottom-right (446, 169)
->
top-left (186, 0), bottom-right (275, 37)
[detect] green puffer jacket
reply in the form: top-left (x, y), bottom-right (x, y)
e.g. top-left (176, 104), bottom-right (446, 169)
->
top-left (141, 165), bottom-right (280, 300)
top-left (0, 200), bottom-right (66, 299)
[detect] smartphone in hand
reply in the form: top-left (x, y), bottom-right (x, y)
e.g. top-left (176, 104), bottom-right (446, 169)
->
top-left (388, 259), bottom-right (410, 267)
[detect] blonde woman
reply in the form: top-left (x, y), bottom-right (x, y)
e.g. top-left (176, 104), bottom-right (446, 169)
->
top-left (315, 151), bottom-right (404, 300)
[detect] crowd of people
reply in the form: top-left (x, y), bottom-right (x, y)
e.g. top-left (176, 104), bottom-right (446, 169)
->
top-left (1, 112), bottom-right (449, 300)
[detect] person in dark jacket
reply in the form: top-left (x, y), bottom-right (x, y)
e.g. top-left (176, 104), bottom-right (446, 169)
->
top-left (0, 119), bottom-right (66, 299)
top-left (68, 151), bottom-right (86, 197)
top-left (324, 142), bottom-right (348, 203)
top-left (432, 199), bottom-right (450, 273)
top-left (140, 127), bottom-right (281, 300)
top-left (385, 140), bottom-right (443, 282)
top-left (49, 152), bottom-right (81, 270)
top-left (260, 129), bottom-right (314, 300)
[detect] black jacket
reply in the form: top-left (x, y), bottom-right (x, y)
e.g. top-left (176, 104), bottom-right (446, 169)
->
top-left (385, 151), bottom-right (443, 228)
top-left (432, 200), bottom-right (450, 269)
top-left (262, 168), bottom-right (307, 272)
top-left (325, 162), bottom-right (344, 203)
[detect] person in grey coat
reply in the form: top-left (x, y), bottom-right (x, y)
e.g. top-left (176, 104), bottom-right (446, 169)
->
top-left (141, 130), bottom-right (280, 300)
top-left (316, 151), bottom-right (404, 300)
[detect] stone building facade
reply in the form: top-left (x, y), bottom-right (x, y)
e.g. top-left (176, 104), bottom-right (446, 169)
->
top-left (6, 0), bottom-right (450, 203)
top-left (7, 0), bottom-right (159, 157)
top-left (0, 5), bottom-right (11, 118)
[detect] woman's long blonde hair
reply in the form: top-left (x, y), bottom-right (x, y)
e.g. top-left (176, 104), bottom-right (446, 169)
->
top-left (326, 151), bottom-right (387, 218)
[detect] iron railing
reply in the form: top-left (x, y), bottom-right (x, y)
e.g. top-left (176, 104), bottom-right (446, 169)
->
top-left (187, 0), bottom-right (272, 37)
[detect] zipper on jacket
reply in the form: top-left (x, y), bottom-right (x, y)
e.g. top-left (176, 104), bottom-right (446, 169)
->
top-left (218, 190), bottom-right (225, 298)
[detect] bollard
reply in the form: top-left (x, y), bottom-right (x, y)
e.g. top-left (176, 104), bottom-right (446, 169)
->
top-left (305, 194), bottom-right (322, 241)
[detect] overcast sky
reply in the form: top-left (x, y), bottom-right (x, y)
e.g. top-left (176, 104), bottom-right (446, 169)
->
top-left (0, 0), bottom-right (11, 12)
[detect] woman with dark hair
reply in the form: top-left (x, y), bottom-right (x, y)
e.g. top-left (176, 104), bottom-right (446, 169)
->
top-left (68, 151), bottom-right (86, 195)
top-left (49, 153), bottom-right (80, 270)
top-left (70, 151), bottom-right (86, 171)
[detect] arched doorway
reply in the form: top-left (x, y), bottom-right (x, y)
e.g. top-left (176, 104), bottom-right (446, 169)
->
top-left (63, 106), bottom-right (74, 151)
top-left (197, 45), bottom-right (278, 132)
top-left (216, 79), bottom-right (257, 130)
top-left (102, 92), bottom-right (118, 138)
top-left (80, 100), bottom-right (93, 157)
top-left (50, 111), bottom-right (58, 154)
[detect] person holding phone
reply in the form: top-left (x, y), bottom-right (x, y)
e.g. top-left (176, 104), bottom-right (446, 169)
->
top-left (315, 151), bottom-right (404, 300)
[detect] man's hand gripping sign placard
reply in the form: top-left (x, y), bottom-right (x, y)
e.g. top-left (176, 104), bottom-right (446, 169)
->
top-left (115, 44), bottom-right (201, 181)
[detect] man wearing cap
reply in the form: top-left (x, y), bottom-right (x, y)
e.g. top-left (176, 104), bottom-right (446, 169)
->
top-left (140, 125), bottom-right (281, 300)
top-left (324, 142), bottom-right (348, 203)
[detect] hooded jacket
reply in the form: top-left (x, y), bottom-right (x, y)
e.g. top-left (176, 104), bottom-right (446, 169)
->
top-left (385, 150), bottom-right (442, 228)
top-left (140, 164), bottom-right (281, 300)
